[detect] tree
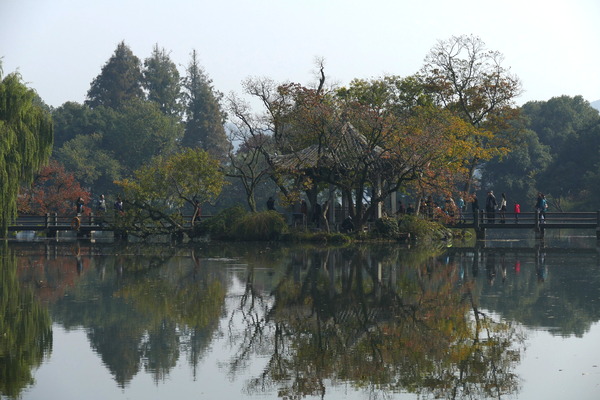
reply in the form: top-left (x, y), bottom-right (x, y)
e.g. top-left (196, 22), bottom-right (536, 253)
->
top-left (480, 127), bottom-right (552, 207)
top-left (143, 44), bottom-right (182, 117)
top-left (181, 50), bottom-right (229, 160)
top-left (421, 35), bottom-right (523, 193)
top-left (51, 101), bottom-right (97, 148)
top-left (17, 160), bottom-right (91, 215)
top-left (55, 133), bottom-right (122, 195)
top-left (226, 92), bottom-right (278, 212)
top-left (115, 148), bottom-right (226, 236)
top-left (0, 244), bottom-right (52, 397)
top-left (102, 99), bottom-right (183, 174)
top-left (521, 96), bottom-right (600, 209)
top-left (0, 70), bottom-right (53, 235)
top-left (86, 41), bottom-right (144, 109)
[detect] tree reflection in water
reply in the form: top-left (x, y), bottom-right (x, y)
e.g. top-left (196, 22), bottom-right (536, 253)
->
top-left (0, 243), bottom-right (53, 397)
top-left (2, 242), bottom-right (528, 399)
top-left (228, 245), bottom-right (524, 399)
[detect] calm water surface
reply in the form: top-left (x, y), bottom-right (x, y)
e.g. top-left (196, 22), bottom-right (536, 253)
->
top-left (2, 233), bottom-right (600, 399)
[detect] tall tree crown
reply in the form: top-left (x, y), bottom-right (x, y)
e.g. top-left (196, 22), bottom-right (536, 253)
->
top-left (181, 50), bottom-right (229, 160)
top-left (143, 44), bottom-right (182, 117)
top-left (86, 41), bottom-right (144, 109)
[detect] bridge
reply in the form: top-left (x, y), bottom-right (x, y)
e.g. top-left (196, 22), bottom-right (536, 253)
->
top-left (6, 213), bottom-right (203, 239)
top-left (6, 210), bottom-right (600, 241)
top-left (450, 210), bottom-right (600, 240)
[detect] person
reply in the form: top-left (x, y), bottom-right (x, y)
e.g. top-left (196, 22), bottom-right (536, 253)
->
top-left (114, 196), bottom-right (124, 213)
top-left (535, 192), bottom-right (547, 222)
top-left (457, 196), bottom-right (465, 223)
top-left (76, 197), bottom-right (84, 214)
top-left (471, 193), bottom-right (479, 223)
top-left (486, 191), bottom-right (497, 223)
top-left (397, 201), bottom-right (405, 215)
top-left (499, 193), bottom-right (507, 223)
top-left (514, 201), bottom-right (521, 223)
top-left (406, 203), bottom-right (415, 215)
top-left (341, 216), bottom-right (354, 233)
top-left (444, 195), bottom-right (456, 219)
top-left (97, 194), bottom-right (107, 212)
top-left (267, 196), bottom-right (275, 211)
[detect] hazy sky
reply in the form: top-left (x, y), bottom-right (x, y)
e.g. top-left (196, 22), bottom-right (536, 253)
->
top-left (1, 0), bottom-right (599, 109)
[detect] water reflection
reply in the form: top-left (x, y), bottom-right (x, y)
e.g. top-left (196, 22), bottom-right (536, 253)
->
top-left (3, 241), bottom-right (600, 399)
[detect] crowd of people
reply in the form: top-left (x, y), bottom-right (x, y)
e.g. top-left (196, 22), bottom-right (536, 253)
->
top-left (396, 191), bottom-right (549, 225)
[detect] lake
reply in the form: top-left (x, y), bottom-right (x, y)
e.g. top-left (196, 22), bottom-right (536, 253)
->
top-left (2, 232), bottom-right (600, 399)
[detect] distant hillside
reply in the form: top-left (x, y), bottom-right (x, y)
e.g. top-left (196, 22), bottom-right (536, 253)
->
top-left (592, 99), bottom-right (600, 112)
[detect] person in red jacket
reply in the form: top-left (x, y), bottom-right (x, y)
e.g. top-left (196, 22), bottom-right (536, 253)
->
top-left (513, 201), bottom-right (521, 223)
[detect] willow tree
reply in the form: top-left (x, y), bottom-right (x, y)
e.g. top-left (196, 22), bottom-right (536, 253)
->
top-left (0, 69), bottom-right (53, 236)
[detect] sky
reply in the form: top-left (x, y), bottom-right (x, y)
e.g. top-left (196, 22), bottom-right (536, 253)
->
top-left (1, 0), bottom-right (599, 110)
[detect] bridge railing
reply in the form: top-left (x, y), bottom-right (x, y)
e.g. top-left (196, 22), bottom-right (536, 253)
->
top-left (10, 213), bottom-right (213, 231)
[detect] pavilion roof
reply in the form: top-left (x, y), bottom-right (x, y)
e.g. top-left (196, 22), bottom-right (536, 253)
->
top-left (272, 122), bottom-right (386, 171)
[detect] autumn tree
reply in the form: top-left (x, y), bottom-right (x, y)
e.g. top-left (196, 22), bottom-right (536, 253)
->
top-left (420, 35), bottom-right (523, 193)
top-left (0, 68), bottom-right (53, 235)
top-left (181, 50), bottom-right (229, 160)
top-left (17, 160), bottom-right (91, 215)
top-left (85, 41), bottom-right (144, 109)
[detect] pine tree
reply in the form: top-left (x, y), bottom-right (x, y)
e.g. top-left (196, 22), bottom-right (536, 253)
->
top-left (181, 50), bottom-right (229, 160)
top-left (143, 44), bottom-right (182, 117)
top-left (86, 41), bottom-right (144, 109)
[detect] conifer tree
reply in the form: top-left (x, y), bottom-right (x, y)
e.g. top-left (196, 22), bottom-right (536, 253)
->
top-left (181, 50), bottom-right (229, 160)
top-left (143, 44), bottom-right (182, 117)
top-left (86, 41), bottom-right (144, 109)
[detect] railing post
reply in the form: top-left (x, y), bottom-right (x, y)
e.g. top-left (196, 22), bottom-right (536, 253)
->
top-left (596, 210), bottom-right (600, 242)
top-left (45, 213), bottom-right (50, 229)
top-left (475, 210), bottom-right (485, 240)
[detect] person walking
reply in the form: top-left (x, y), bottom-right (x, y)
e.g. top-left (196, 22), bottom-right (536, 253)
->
top-left (97, 194), bottom-right (107, 212)
top-left (513, 201), bottom-right (521, 223)
top-left (471, 193), bottom-right (479, 223)
top-left (486, 191), bottom-right (497, 223)
top-left (499, 193), bottom-right (507, 223)
top-left (535, 193), bottom-right (547, 223)
top-left (76, 197), bottom-right (84, 214)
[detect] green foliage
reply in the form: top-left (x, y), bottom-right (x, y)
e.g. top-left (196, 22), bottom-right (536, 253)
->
top-left (194, 205), bottom-right (248, 239)
top-left (104, 99), bottom-right (183, 174)
top-left (118, 147), bottom-right (225, 209)
top-left (0, 71), bottom-right (53, 235)
top-left (398, 215), bottom-right (452, 242)
top-left (232, 210), bottom-right (288, 241)
top-left (143, 44), bottom-right (182, 117)
top-left (0, 244), bottom-right (53, 397)
top-left (86, 41), bottom-right (144, 109)
top-left (56, 132), bottom-right (122, 192)
top-left (484, 96), bottom-right (600, 210)
top-left (194, 207), bottom-right (288, 241)
top-left (372, 216), bottom-right (402, 239)
top-left (181, 50), bottom-right (228, 160)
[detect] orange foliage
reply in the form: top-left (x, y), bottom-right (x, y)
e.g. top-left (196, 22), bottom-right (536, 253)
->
top-left (17, 160), bottom-right (91, 215)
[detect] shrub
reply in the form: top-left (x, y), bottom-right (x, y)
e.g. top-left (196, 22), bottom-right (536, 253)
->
top-left (398, 215), bottom-right (451, 241)
top-left (193, 205), bottom-right (247, 239)
top-left (232, 210), bottom-right (288, 241)
top-left (373, 216), bottom-right (401, 239)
